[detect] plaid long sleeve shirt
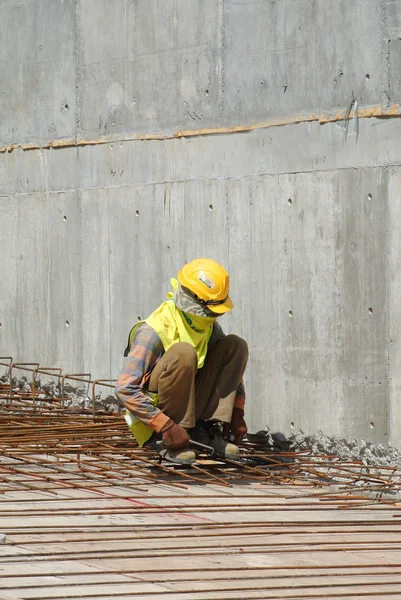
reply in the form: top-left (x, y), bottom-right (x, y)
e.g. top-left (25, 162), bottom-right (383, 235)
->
top-left (115, 321), bottom-right (246, 433)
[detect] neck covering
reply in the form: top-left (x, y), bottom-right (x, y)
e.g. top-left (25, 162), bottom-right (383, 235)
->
top-left (144, 278), bottom-right (216, 369)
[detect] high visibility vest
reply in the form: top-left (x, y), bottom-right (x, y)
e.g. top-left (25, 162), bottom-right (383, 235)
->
top-left (124, 279), bottom-right (216, 446)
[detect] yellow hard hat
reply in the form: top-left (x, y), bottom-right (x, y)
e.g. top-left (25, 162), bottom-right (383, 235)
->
top-left (177, 258), bottom-right (233, 315)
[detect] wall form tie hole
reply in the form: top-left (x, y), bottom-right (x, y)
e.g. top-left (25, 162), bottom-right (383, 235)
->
top-left (65, 320), bottom-right (70, 327)
top-left (0, 323), bottom-right (2, 328)
top-left (288, 198), bottom-right (293, 204)
top-left (135, 210), bottom-right (140, 217)
top-left (290, 422), bottom-right (295, 429)
top-left (209, 204), bottom-right (213, 211)
top-left (366, 74), bottom-right (370, 80)
top-left (370, 421), bottom-right (375, 428)
top-left (289, 310), bottom-right (293, 317)
top-left (368, 307), bottom-right (373, 314)
top-left (63, 215), bottom-right (67, 222)
top-left (137, 316), bottom-right (141, 321)
top-left (205, 89), bottom-right (209, 96)
top-left (368, 193), bottom-right (373, 200)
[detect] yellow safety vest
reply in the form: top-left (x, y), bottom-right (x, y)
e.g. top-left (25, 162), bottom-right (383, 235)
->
top-left (124, 279), bottom-right (216, 446)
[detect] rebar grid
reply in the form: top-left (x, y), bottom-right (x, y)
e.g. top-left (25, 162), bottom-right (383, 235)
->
top-left (0, 396), bottom-right (400, 500)
top-left (1, 363), bottom-right (401, 500)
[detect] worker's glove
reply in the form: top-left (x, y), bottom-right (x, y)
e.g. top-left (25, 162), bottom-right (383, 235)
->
top-left (226, 408), bottom-right (248, 445)
top-left (161, 419), bottom-right (190, 451)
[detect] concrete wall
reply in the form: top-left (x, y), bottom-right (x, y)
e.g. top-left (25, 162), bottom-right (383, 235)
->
top-left (1, 0), bottom-right (401, 444)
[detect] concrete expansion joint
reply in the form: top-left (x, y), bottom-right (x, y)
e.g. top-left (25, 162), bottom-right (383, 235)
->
top-left (1, 103), bottom-right (400, 155)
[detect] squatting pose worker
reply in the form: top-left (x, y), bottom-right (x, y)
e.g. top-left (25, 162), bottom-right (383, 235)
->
top-left (115, 258), bottom-right (248, 464)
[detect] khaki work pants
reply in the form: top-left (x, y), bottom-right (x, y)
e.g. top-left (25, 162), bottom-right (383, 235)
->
top-left (148, 335), bottom-right (248, 429)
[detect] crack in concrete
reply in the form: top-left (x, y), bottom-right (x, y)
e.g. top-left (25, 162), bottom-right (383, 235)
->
top-left (2, 164), bottom-right (401, 200)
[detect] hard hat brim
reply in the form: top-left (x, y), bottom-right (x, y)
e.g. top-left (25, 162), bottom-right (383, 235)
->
top-left (208, 295), bottom-right (233, 315)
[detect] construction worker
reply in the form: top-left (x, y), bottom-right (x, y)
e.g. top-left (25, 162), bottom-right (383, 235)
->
top-left (115, 258), bottom-right (248, 464)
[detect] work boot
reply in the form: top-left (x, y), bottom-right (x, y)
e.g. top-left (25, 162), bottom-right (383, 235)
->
top-left (161, 447), bottom-right (196, 465)
top-left (191, 422), bottom-right (240, 458)
top-left (144, 435), bottom-right (196, 465)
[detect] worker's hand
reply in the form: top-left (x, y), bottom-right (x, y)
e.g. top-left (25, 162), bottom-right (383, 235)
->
top-left (225, 408), bottom-right (248, 445)
top-left (161, 419), bottom-right (190, 451)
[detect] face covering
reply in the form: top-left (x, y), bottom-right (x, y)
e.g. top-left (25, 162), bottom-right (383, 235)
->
top-left (173, 281), bottom-right (218, 318)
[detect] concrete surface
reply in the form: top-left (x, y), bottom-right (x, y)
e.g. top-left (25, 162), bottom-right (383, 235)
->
top-left (1, 0), bottom-right (401, 445)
